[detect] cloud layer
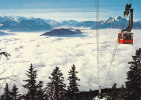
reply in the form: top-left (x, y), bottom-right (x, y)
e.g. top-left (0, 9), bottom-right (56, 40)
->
top-left (0, 29), bottom-right (140, 94)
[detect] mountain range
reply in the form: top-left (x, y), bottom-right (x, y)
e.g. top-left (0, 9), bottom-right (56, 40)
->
top-left (0, 16), bottom-right (140, 32)
top-left (0, 16), bottom-right (52, 32)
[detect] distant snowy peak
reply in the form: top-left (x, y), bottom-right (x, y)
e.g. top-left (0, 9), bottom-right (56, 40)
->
top-left (74, 16), bottom-right (128, 28)
top-left (107, 16), bottom-right (125, 21)
top-left (0, 16), bottom-right (27, 23)
top-left (99, 16), bottom-right (141, 29)
top-left (0, 16), bottom-right (47, 25)
top-left (48, 20), bottom-right (79, 27)
top-left (102, 16), bottom-right (127, 24)
top-left (113, 16), bottom-right (128, 23)
top-left (102, 17), bottom-right (113, 23)
top-left (92, 16), bottom-right (129, 29)
top-left (0, 16), bottom-right (52, 31)
top-left (114, 16), bottom-right (123, 21)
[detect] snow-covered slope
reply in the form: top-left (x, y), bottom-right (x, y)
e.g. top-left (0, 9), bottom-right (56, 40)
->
top-left (0, 16), bottom-right (52, 32)
top-left (96, 16), bottom-right (128, 29)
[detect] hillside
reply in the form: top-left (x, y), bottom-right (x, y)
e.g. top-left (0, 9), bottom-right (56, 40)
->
top-left (41, 28), bottom-right (82, 36)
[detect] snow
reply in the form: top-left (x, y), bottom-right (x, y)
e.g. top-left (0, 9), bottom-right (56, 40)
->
top-left (103, 17), bottom-right (113, 23)
top-left (0, 29), bottom-right (140, 94)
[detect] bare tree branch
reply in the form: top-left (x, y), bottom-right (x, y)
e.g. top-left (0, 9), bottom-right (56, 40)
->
top-left (0, 51), bottom-right (11, 60)
top-left (0, 70), bottom-right (17, 84)
top-left (0, 50), bottom-right (16, 84)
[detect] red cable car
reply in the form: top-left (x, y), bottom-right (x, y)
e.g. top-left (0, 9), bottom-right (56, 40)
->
top-left (118, 32), bottom-right (133, 44)
top-left (118, 4), bottom-right (133, 44)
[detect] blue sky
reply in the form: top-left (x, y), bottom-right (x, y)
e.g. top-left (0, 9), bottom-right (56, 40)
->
top-left (0, 0), bottom-right (140, 21)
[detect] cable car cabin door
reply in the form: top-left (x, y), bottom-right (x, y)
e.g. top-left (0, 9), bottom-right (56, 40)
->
top-left (118, 33), bottom-right (133, 44)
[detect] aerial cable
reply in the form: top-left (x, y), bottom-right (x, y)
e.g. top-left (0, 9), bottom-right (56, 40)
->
top-left (95, 0), bottom-right (101, 94)
top-left (94, 0), bottom-right (120, 94)
top-left (103, 39), bottom-right (118, 87)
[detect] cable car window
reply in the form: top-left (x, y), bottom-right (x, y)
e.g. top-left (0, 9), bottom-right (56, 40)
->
top-left (131, 33), bottom-right (133, 39)
top-left (120, 34), bottom-right (123, 39)
top-left (124, 34), bottom-right (132, 40)
top-left (119, 34), bottom-right (123, 39)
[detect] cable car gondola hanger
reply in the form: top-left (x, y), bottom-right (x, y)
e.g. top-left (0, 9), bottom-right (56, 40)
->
top-left (118, 2), bottom-right (133, 44)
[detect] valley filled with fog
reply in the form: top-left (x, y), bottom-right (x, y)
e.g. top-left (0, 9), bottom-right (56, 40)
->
top-left (0, 29), bottom-right (140, 93)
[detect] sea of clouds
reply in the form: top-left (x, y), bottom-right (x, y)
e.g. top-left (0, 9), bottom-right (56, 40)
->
top-left (0, 28), bottom-right (140, 94)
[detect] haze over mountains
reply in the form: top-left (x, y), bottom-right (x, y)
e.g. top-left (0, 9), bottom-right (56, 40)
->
top-left (0, 16), bottom-right (141, 32)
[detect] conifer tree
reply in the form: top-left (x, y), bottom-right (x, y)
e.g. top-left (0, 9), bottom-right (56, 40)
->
top-left (36, 81), bottom-right (46, 100)
top-left (46, 82), bottom-right (53, 100)
top-left (109, 83), bottom-right (117, 100)
top-left (46, 67), bottom-right (66, 100)
top-left (22, 63), bottom-right (38, 100)
top-left (118, 85), bottom-right (126, 100)
top-left (1, 83), bottom-right (12, 100)
top-left (11, 84), bottom-right (20, 100)
top-left (125, 48), bottom-right (141, 100)
top-left (67, 64), bottom-right (80, 100)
